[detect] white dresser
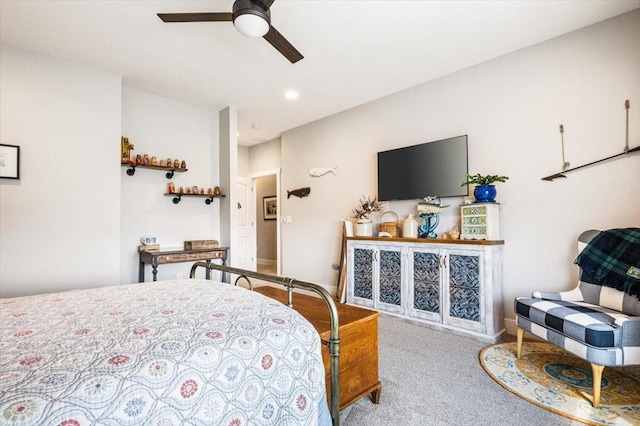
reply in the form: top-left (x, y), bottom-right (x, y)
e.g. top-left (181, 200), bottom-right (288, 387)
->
top-left (345, 237), bottom-right (505, 343)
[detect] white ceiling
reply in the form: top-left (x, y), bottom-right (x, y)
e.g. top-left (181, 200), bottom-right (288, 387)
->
top-left (1, 1), bottom-right (638, 146)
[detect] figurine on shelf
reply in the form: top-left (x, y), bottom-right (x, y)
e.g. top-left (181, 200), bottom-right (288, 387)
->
top-left (214, 186), bottom-right (221, 196)
top-left (168, 182), bottom-right (175, 194)
top-left (166, 158), bottom-right (172, 168)
top-left (179, 186), bottom-right (184, 195)
top-left (121, 137), bottom-right (134, 163)
top-left (192, 186), bottom-right (198, 194)
top-left (181, 160), bottom-right (187, 169)
top-left (450, 226), bottom-right (460, 240)
top-left (135, 154), bottom-right (142, 165)
top-left (151, 156), bottom-right (157, 166)
top-left (186, 187), bottom-right (192, 194)
top-left (143, 154), bottom-right (150, 165)
top-left (173, 159), bottom-right (180, 168)
top-left (159, 159), bottom-right (165, 167)
top-left (200, 188), bottom-right (205, 195)
top-left (208, 187), bottom-right (214, 196)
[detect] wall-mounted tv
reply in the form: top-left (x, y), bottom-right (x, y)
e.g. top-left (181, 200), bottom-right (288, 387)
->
top-left (377, 135), bottom-right (469, 201)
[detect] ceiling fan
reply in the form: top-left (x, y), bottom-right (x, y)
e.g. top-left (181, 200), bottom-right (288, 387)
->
top-left (157, 0), bottom-right (303, 64)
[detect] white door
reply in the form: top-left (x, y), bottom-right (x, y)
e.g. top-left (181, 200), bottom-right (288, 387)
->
top-left (234, 177), bottom-right (256, 271)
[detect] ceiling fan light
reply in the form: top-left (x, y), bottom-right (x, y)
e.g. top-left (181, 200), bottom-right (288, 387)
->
top-left (233, 14), bottom-right (270, 37)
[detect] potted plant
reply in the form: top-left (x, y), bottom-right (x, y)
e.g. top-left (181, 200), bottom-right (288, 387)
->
top-left (352, 196), bottom-right (384, 236)
top-left (460, 173), bottom-right (509, 203)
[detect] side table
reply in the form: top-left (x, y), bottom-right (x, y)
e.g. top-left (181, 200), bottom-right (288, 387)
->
top-left (139, 247), bottom-right (229, 282)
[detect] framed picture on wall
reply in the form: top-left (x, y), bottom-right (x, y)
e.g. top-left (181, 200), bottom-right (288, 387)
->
top-left (0, 144), bottom-right (20, 179)
top-left (263, 195), bottom-right (277, 220)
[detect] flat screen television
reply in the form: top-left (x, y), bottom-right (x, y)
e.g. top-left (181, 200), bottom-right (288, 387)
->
top-left (377, 135), bottom-right (468, 201)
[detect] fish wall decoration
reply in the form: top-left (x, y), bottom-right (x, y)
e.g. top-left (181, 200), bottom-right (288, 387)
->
top-left (287, 187), bottom-right (311, 199)
top-left (308, 166), bottom-right (337, 177)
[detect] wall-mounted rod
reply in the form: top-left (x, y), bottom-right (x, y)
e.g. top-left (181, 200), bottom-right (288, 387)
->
top-left (542, 99), bottom-right (638, 181)
top-left (541, 145), bottom-right (639, 181)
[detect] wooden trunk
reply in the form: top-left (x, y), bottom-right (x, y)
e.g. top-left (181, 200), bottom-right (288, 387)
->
top-left (254, 286), bottom-right (382, 410)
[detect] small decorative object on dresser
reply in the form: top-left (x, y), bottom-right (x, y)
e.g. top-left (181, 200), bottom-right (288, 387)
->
top-left (352, 195), bottom-right (384, 237)
top-left (402, 214), bottom-right (419, 238)
top-left (417, 197), bottom-right (449, 239)
top-left (378, 211), bottom-right (399, 237)
top-left (461, 203), bottom-right (500, 240)
top-left (460, 173), bottom-right (509, 203)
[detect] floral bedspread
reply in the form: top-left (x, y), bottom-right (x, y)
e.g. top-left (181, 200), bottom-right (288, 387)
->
top-left (0, 280), bottom-right (330, 426)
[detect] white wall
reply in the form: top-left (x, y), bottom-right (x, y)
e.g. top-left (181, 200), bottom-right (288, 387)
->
top-left (238, 145), bottom-right (249, 177)
top-left (120, 88), bottom-right (220, 283)
top-left (249, 137), bottom-right (281, 173)
top-left (279, 11), bottom-right (640, 328)
top-left (0, 45), bottom-right (122, 297)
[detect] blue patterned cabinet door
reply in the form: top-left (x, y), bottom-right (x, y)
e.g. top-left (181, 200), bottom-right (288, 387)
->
top-left (379, 250), bottom-right (402, 306)
top-left (353, 247), bottom-right (374, 300)
top-left (448, 254), bottom-right (480, 322)
top-left (413, 252), bottom-right (440, 313)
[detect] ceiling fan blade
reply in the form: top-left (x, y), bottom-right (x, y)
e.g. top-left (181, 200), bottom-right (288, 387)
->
top-left (254, 0), bottom-right (275, 9)
top-left (263, 26), bottom-right (303, 64)
top-left (157, 13), bottom-right (233, 23)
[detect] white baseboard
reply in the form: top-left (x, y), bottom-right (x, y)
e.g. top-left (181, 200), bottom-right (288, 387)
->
top-left (504, 318), bottom-right (517, 336)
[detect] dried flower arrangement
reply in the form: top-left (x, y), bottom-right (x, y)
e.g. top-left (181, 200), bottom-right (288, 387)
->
top-left (352, 196), bottom-right (384, 220)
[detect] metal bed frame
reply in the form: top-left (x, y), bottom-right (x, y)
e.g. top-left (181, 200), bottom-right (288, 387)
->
top-left (189, 262), bottom-right (341, 426)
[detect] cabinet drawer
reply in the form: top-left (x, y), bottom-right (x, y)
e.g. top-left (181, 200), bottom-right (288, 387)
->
top-left (462, 205), bottom-right (487, 215)
top-left (462, 216), bottom-right (487, 225)
top-left (462, 226), bottom-right (487, 239)
top-left (157, 251), bottom-right (224, 263)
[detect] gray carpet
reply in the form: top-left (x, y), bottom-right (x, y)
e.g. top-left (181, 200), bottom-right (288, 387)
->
top-left (340, 315), bottom-right (584, 426)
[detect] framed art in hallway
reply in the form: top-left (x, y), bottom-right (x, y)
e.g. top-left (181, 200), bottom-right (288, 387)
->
top-left (0, 144), bottom-right (20, 179)
top-left (263, 195), bottom-right (277, 220)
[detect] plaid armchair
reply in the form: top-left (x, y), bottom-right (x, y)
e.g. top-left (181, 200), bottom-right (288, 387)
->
top-left (515, 229), bottom-right (640, 408)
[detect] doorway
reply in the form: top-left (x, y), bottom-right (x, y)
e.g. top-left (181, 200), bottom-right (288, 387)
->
top-left (246, 168), bottom-right (281, 276)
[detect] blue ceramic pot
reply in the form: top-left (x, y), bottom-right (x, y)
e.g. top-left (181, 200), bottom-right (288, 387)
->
top-left (474, 185), bottom-right (497, 203)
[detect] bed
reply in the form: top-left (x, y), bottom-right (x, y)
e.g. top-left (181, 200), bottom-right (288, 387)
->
top-left (0, 265), bottom-right (339, 426)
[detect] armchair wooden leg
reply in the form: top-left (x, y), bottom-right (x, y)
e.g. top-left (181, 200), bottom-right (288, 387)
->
top-left (516, 327), bottom-right (525, 359)
top-left (591, 364), bottom-right (605, 408)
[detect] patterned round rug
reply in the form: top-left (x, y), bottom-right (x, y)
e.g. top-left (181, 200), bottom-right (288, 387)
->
top-left (480, 342), bottom-right (640, 425)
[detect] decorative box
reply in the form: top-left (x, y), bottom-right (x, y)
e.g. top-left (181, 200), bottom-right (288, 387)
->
top-left (184, 240), bottom-right (219, 250)
top-left (461, 203), bottom-right (500, 240)
top-left (138, 243), bottom-right (160, 252)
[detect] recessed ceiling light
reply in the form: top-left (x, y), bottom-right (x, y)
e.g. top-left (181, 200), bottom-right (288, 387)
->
top-left (285, 90), bottom-right (298, 100)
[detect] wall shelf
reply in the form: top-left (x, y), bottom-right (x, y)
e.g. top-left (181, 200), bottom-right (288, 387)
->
top-left (165, 193), bottom-right (225, 205)
top-left (122, 161), bottom-right (188, 179)
top-left (541, 145), bottom-right (640, 181)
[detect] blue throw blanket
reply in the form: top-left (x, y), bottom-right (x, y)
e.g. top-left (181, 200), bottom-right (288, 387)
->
top-left (574, 228), bottom-right (640, 300)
